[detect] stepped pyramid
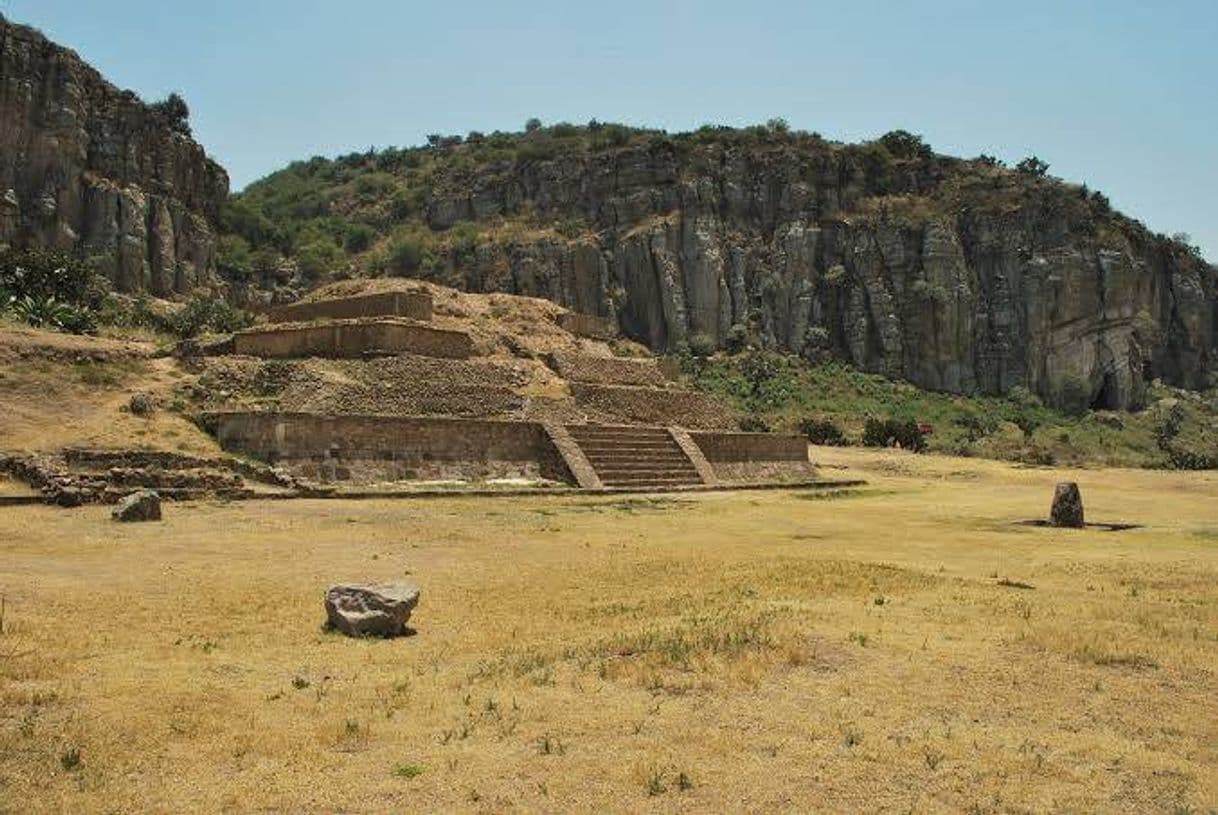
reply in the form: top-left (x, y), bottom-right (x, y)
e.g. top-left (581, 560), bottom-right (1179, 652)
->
top-left (197, 283), bottom-right (812, 491)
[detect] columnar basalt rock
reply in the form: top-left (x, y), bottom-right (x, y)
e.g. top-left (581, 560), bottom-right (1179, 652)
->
top-left (0, 16), bottom-right (228, 294)
top-left (410, 140), bottom-right (1215, 410)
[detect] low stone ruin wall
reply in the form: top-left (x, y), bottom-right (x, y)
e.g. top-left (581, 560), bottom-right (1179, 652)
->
top-left (266, 291), bottom-right (433, 323)
top-left (558, 312), bottom-right (618, 340)
top-left (193, 355), bottom-right (524, 417)
top-left (569, 383), bottom-right (735, 429)
top-left (270, 382), bottom-right (524, 419)
top-left (0, 449), bottom-right (292, 505)
top-left (547, 353), bottom-right (669, 387)
top-left (688, 431), bottom-right (813, 482)
top-left (204, 412), bottom-right (574, 485)
top-left (232, 320), bottom-right (474, 360)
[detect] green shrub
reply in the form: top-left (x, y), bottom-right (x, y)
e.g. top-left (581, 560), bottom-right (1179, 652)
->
top-left (857, 143), bottom-right (896, 194)
top-left (388, 235), bottom-right (424, 275)
top-left (296, 237), bottom-right (344, 280)
top-left (344, 223), bottom-right (376, 254)
top-left (954, 411), bottom-right (998, 442)
top-left (739, 415), bottom-right (770, 433)
top-left (0, 248), bottom-right (92, 304)
top-left (878, 129), bottom-right (932, 160)
top-left (7, 294), bottom-right (96, 334)
top-left (724, 323), bottom-right (748, 354)
top-left (1014, 412), bottom-right (1042, 439)
top-left (803, 325), bottom-right (831, 351)
top-left (589, 124), bottom-right (632, 150)
top-left (1165, 446), bottom-right (1218, 470)
top-left (221, 198), bottom-right (283, 249)
top-left (862, 417), bottom-right (926, 452)
top-left (164, 294), bottom-right (251, 338)
top-left (353, 172), bottom-right (396, 201)
top-left (218, 234), bottom-right (254, 274)
top-left (449, 222), bottom-right (479, 264)
top-left (1055, 376), bottom-right (1091, 417)
top-left (687, 332), bottom-right (716, 358)
top-left (799, 417), bottom-right (847, 446)
top-left (1016, 156), bottom-right (1050, 177)
top-left (1154, 402), bottom-right (1186, 448)
top-left (389, 186), bottom-right (427, 221)
top-left (555, 217), bottom-right (589, 239)
top-left (149, 92), bottom-right (191, 136)
top-left (516, 139), bottom-right (558, 162)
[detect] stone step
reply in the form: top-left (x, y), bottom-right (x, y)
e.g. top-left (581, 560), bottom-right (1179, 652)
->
top-left (573, 438), bottom-right (679, 449)
top-left (582, 456), bottom-right (692, 466)
top-left (568, 432), bottom-right (675, 444)
top-left (568, 424), bottom-right (672, 434)
top-left (581, 450), bottom-right (692, 461)
top-left (589, 460), bottom-right (696, 472)
top-left (591, 464), bottom-right (699, 476)
top-left (577, 445), bottom-right (682, 456)
top-left (582, 455), bottom-right (694, 466)
top-left (566, 422), bottom-right (705, 489)
top-left (601, 477), bottom-right (702, 488)
top-left (569, 425), bottom-right (672, 434)
top-left (602, 471), bottom-right (701, 479)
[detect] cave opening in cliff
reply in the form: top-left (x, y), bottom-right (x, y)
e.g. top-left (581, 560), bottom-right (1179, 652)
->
top-left (1091, 371), bottom-right (1121, 411)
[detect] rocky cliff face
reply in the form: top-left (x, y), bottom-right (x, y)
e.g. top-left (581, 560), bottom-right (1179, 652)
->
top-left (0, 16), bottom-right (227, 295)
top-left (409, 138), bottom-right (1215, 410)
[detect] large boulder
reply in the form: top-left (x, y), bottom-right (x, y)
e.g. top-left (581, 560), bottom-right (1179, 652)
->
top-left (112, 489), bottom-right (161, 522)
top-left (324, 583), bottom-right (420, 638)
top-left (1050, 482), bottom-right (1085, 528)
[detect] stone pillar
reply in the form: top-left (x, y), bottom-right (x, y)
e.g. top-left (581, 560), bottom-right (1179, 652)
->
top-left (1050, 482), bottom-right (1085, 528)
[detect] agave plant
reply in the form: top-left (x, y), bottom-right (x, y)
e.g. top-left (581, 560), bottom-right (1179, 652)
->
top-left (9, 294), bottom-right (96, 334)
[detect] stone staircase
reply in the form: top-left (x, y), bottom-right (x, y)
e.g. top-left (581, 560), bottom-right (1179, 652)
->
top-left (565, 425), bottom-right (705, 489)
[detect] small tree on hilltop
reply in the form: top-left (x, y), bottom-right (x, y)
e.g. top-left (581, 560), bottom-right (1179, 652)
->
top-left (1016, 156), bottom-right (1050, 177)
top-left (524, 117), bottom-right (543, 133)
top-left (879, 129), bottom-right (933, 159)
top-left (151, 92), bottom-right (191, 137)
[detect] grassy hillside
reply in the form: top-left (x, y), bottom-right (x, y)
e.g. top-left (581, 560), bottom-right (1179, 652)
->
top-left (682, 349), bottom-right (1218, 469)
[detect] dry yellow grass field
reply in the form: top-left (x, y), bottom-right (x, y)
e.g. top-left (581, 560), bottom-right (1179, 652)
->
top-left (1, 448), bottom-right (1216, 813)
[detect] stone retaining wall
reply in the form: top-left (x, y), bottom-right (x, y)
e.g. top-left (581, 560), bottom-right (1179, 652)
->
top-left (266, 291), bottom-right (433, 324)
top-left (232, 319), bottom-right (474, 359)
top-left (547, 353), bottom-right (669, 387)
top-left (688, 431), bottom-right (813, 482)
top-left (204, 412), bottom-right (573, 485)
top-left (558, 312), bottom-right (618, 340)
top-left (688, 432), bottom-right (809, 462)
top-left (569, 383), bottom-right (735, 429)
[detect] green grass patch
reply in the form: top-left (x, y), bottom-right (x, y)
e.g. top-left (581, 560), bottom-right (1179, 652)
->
top-left (683, 351), bottom-right (1218, 469)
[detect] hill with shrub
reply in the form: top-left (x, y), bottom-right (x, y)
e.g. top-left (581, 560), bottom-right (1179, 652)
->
top-left (216, 120), bottom-right (1215, 413)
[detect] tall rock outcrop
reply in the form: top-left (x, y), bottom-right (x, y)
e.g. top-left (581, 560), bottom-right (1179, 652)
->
top-left (0, 15), bottom-right (227, 294)
top-left (406, 137), bottom-right (1215, 410)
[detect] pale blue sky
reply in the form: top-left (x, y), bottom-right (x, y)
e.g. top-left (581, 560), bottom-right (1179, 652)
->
top-left (5, 0), bottom-right (1215, 259)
